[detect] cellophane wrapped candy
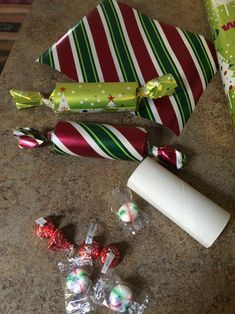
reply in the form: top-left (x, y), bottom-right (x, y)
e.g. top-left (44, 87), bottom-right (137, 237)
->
top-left (92, 272), bottom-right (149, 313)
top-left (108, 187), bottom-right (149, 235)
top-left (58, 257), bottom-right (95, 314)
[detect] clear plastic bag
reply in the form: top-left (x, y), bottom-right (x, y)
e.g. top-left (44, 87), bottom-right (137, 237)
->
top-left (92, 272), bottom-right (149, 313)
top-left (109, 187), bottom-right (149, 235)
top-left (58, 256), bottom-right (95, 314)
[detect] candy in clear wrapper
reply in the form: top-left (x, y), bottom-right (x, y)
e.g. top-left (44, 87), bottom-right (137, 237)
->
top-left (58, 256), bottom-right (95, 314)
top-left (92, 273), bottom-right (149, 313)
top-left (109, 284), bottom-right (133, 312)
top-left (66, 268), bottom-right (91, 296)
top-left (117, 202), bottom-right (139, 223)
top-left (109, 188), bottom-right (149, 235)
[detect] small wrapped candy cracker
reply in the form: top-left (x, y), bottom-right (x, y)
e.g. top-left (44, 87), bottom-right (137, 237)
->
top-left (10, 74), bottom-right (177, 113)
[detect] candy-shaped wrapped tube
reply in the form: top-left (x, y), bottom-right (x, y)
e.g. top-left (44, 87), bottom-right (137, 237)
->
top-left (13, 121), bottom-right (187, 168)
top-left (204, 0), bottom-right (235, 124)
top-left (48, 121), bottom-right (147, 161)
top-left (10, 74), bottom-right (177, 113)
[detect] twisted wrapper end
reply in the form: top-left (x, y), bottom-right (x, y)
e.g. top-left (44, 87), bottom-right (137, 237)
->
top-left (10, 90), bottom-right (45, 109)
top-left (13, 127), bottom-right (47, 149)
top-left (136, 74), bottom-right (178, 99)
top-left (149, 145), bottom-right (187, 169)
top-left (48, 229), bottom-right (74, 251)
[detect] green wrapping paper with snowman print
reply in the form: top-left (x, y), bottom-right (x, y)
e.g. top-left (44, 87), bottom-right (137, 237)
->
top-left (204, 0), bottom-right (235, 124)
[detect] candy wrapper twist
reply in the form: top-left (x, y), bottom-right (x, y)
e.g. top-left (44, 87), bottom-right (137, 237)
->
top-left (13, 121), bottom-right (187, 169)
top-left (10, 74), bottom-right (177, 113)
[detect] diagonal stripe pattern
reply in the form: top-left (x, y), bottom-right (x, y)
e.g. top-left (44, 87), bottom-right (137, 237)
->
top-left (50, 121), bottom-right (148, 161)
top-left (37, 0), bottom-right (218, 135)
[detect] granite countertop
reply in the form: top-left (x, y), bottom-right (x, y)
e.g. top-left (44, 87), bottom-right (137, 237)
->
top-left (0, 0), bottom-right (234, 313)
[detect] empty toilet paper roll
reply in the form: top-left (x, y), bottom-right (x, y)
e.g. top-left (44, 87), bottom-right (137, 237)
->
top-left (127, 157), bottom-right (230, 248)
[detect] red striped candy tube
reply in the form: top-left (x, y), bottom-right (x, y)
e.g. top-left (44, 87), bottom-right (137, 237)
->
top-left (48, 121), bottom-right (147, 161)
top-left (13, 121), bottom-right (187, 168)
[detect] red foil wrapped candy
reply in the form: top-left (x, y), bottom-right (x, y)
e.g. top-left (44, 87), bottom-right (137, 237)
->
top-left (100, 244), bottom-right (122, 269)
top-left (35, 217), bottom-right (56, 239)
top-left (78, 240), bottom-right (101, 260)
top-left (48, 229), bottom-right (73, 251)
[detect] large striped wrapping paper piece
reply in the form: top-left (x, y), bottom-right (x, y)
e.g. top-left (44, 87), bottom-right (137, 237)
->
top-left (37, 0), bottom-right (218, 135)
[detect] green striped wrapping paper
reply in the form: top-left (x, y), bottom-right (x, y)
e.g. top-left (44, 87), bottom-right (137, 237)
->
top-left (36, 0), bottom-right (218, 135)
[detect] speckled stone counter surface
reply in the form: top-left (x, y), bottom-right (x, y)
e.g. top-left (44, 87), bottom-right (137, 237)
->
top-left (0, 0), bottom-right (234, 313)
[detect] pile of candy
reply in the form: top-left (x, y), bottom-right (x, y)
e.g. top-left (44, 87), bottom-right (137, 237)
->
top-left (34, 188), bottom-right (149, 313)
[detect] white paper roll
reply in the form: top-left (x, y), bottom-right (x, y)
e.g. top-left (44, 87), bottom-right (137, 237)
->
top-left (127, 157), bottom-right (230, 248)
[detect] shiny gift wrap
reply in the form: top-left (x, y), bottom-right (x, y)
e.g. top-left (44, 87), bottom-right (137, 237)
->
top-left (47, 229), bottom-right (73, 251)
top-left (48, 121), bottom-right (147, 161)
top-left (35, 217), bottom-right (56, 239)
top-left (100, 244), bottom-right (122, 269)
top-left (10, 74), bottom-right (177, 113)
top-left (36, 0), bottom-right (218, 135)
top-left (13, 121), bottom-right (187, 168)
top-left (34, 216), bottom-right (73, 251)
top-left (204, 0), bottom-right (235, 124)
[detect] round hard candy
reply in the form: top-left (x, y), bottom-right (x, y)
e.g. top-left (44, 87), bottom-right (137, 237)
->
top-left (100, 244), bottom-right (121, 268)
top-left (109, 284), bottom-right (133, 312)
top-left (66, 268), bottom-right (90, 295)
top-left (117, 202), bottom-right (139, 223)
top-left (78, 241), bottom-right (101, 260)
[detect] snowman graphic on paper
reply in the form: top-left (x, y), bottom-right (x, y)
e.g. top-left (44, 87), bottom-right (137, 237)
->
top-left (58, 87), bottom-right (70, 112)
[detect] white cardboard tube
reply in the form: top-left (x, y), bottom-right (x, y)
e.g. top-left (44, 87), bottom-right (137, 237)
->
top-left (127, 157), bottom-right (230, 248)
